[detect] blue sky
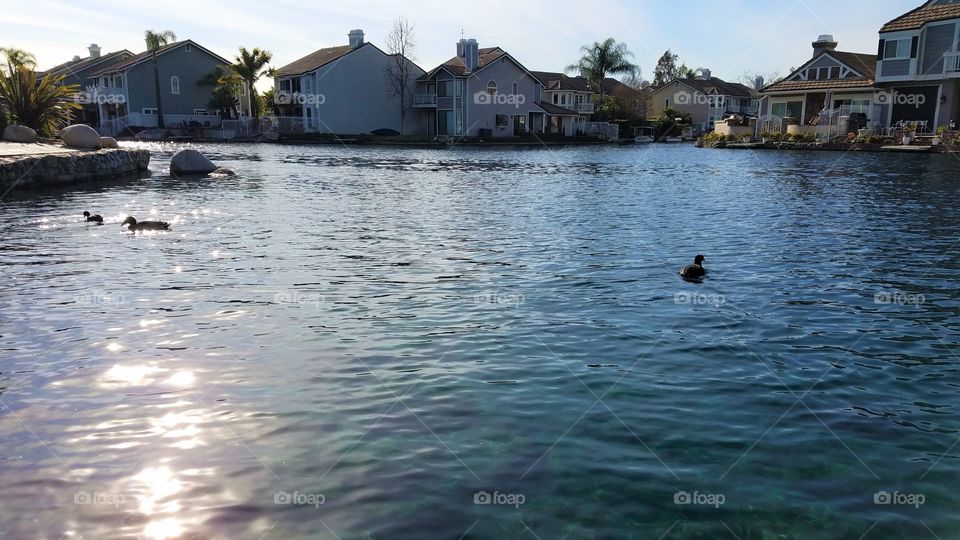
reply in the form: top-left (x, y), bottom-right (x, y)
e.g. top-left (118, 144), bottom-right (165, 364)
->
top-left (1, 0), bottom-right (922, 87)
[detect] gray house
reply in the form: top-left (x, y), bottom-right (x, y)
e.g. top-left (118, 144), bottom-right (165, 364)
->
top-left (39, 44), bottom-right (134, 126)
top-left (414, 39), bottom-right (545, 138)
top-left (88, 39), bottom-right (243, 134)
top-left (273, 30), bottom-right (425, 135)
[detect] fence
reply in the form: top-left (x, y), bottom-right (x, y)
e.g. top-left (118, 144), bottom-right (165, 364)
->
top-left (582, 122), bottom-right (619, 140)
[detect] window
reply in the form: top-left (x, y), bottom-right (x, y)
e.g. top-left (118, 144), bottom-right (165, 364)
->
top-left (495, 114), bottom-right (508, 128)
top-left (553, 93), bottom-right (559, 104)
top-left (185, 43), bottom-right (192, 52)
top-left (883, 38), bottom-right (912, 60)
top-left (142, 108), bottom-right (158, 115)
top-left (487, 80), bottom-right (497, 95)
top-left (438, 80), bottom-right (451, 98)
top-left (512, 82), bottom-right (518, 95)
top-left (170, 76), bottom-right (180, 95)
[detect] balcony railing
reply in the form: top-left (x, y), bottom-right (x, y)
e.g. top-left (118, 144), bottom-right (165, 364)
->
top-left (573, 102), bottom-right (594, 113)
top-left (944, 52), bottom-right (960, 75)
top-left (414, 94), bottom-right (438, 107)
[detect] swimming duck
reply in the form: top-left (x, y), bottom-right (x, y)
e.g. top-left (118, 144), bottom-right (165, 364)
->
top-left (680, 255), bottom-right (706, 279)
top-left (122, 216), bottom-right (170, 232)
top-left (82, 211), bottom-right (103, 223)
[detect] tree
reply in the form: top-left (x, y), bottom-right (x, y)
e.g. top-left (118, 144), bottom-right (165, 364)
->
top-left (566, 38), bottom-right (638, 99)
top-left (652, 107), bottom-right (692, 140)
top-left (230, 47), bottom-right (274, 119)
top-left (144, 30), bottom-right (176, 129)
top-left (384, 16), bottom-right (416, 135)
top-left (652, 50), bottom-right (680, 87)
top-left (198, 66), bottom-right (242, 119)
top-left (0, 49), bottom-right (79, 135)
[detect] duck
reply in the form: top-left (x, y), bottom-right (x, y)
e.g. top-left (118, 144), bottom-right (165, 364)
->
top-left (680, 255), bottom-right (706, 280)
top-left (82, 211), bottom-right (103, 223)
top-left (122, 216), bottom-right (170, 232)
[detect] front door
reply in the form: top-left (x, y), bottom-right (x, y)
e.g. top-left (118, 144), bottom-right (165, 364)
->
top-left (513, 115), bottom-right (526, 136)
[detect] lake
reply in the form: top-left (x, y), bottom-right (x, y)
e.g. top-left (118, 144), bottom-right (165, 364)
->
top-left (1, 142), bottom-right (958, 539)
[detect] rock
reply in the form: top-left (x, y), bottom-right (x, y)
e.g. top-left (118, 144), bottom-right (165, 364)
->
top-left (170, 149), bottom-right (217, 175)
top-left (100, 137), bottom-right (120, 149)
top-left (2, 124), bottom-right (37, 143)
top-left (60, 124), bottom-right (101, 149)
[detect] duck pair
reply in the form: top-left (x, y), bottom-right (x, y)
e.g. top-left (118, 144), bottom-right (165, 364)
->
top-left (82, 211), bottom-right (170, 231)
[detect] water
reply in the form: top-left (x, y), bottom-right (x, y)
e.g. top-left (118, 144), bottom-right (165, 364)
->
top-left (1, 142), bottom-right (959, 539)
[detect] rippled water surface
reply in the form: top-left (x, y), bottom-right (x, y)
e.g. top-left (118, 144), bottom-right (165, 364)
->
top-left (2, 142), bottom-right (959, 539)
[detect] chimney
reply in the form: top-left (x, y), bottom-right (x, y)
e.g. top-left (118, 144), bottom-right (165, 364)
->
top-left (812, 34), bottom-right (838, 58)
top-left (699, 68), bottom-right (711, 80)
top-left (458, 38), bottom-right (479, 72)
top-left (88, 43), bottom-right (101, 59)
top-left (754, 76), bottom-right (765, 90)
top-left (348, 29), bottom-right (364, 49)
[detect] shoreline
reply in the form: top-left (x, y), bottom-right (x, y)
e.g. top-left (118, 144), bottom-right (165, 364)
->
top-left (0, 142), bottom-right (151, 191)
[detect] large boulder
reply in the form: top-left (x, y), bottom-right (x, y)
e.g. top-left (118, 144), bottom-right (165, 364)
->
top-left (170, 149), bottom-right (217, 175)
top-left (60, 124), bottom-right (101, 149)
top-left (100, 137), bottom-right (120, 149)
top-left (2, 124), bottom-right (37, 143)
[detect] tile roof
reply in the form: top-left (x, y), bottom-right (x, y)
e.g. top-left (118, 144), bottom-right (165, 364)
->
top-left (40, 49), bottom-right (132, 79)
top-left (655, 76), bottom-right (754, 97)
top-left (89, 40), bottom-right (230, 75)
top-left (275, 44), bottom-right (356, 77)
top-left (830, 51), bottom-right (878, 79)
top-left (533, 71), bottom-right (638, 96)
top-left (537, 101), bottom-right (580, 115)
top-left (433, 47), bottom-right (507, 77)
top-left (760, 50), bottom-right (877, 93)
top-left (882, 2), bottom-right (960, 32)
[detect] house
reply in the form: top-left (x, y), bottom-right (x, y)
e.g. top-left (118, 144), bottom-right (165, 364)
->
top-left (530, 71), bottom-right (594, 136)
top-left (413, 39), bottom-right (546, 138)
top-left (39, 44), bottom-right (134, 126)
top-left (87, 39), bottom-right (244, 134)
top-left (874, 0), bottom-right (960, 131)
top-left (273, 30), bottom-right (425, 135)
top-left (756, 35), bottom-right (879, 130)
top-left (647, 70), bottom-right (757, 133)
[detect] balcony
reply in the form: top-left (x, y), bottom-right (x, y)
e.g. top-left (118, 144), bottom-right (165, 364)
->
top-left (413, 94), bottom-right (437, 107)
top-left (573, 102), bottom-right (595, 114)
top-left (944, 52), bottom-right (960, 75)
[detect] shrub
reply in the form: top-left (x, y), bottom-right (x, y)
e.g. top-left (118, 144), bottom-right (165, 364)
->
top-left (725, 134), bottom-right (739, 142)
top-left (699, 131), bottom-right (725, 144)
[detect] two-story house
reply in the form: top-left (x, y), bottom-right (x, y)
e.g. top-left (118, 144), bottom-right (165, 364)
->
top-left (648, 70), bottom-right (757, 133)
top-left (756, 35), bottom-right (879, 130)
top-left (413, 39), bottom-right (545, 138)
top-left (88, 39), bottom-right (240, 134)
top-left (875, 0), bottom-right (960, 131)
top-left (273, 30), bottom-right (425, 135)
top-left (530, 72), bottom-right (595, 136)
top-left (39, 44), bottom-right (134, 126)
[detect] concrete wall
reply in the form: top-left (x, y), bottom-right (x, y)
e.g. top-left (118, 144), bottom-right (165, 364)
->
top-left (300, 44), bottom-right (426, 135)
top-left (127, 44), bottom-right (225, 116)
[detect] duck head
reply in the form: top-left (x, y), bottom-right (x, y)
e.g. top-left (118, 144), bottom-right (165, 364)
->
top-left (83, 211), bottom-right (91, 218)
top-left (694, 255), bottom-right (705, 265)
top-left (121, 217), bottom-right (137, 228)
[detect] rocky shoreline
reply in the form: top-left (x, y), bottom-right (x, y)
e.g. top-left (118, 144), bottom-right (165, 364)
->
top-left (0, 147), bottom-right (151, 190)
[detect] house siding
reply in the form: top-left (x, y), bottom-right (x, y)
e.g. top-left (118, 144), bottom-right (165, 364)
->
top-left (126, 45), bottom-right (225, 115)
top-left (922, 23), bottom-right (956, 75)
top-left (461, 57), bottom-right (541, 137)
top-left (882, 59), bottom-right (912, 77)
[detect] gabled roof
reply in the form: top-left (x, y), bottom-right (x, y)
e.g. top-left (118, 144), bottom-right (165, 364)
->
top-left (532, 71), bottom-right (637, 96)
top-left (40, 49), bottom-right (133, 79)
top-left (536, 101), bottom-right (580, 116)
top-left (90, 40), bottom-right (231, 75)
top-left (760, 50), bottom-right (877, 93)
top-left (275, 45), bottom-right (355, 77)
top-left (418, 46), bottom-right (543, 87)
top-left (881, 2), bottom-right (960, 32)
top-left (653, 76), bottom-right (754, 97)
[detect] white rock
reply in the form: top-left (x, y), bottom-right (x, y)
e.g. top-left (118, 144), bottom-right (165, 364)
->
top-left (60, 124), bottom-right (101, 149)
top-left (170, 149), bottom-right (217, 175)
top-left (2, 124), bottom-right (37, 143)
top-left (100, 137), bottom-right (120, 149)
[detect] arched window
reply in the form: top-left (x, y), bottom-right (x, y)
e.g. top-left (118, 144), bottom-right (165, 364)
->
top-left (170, 76), bottom-right (180, 95)
top-left (486, 80), bottom-right (497, 95)
top-left (512, 82), bottom-right (518, 95)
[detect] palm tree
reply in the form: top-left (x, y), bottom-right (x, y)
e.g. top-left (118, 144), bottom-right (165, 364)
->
top-left (144, 30), bottom-right (176, 129)
top-left (0, 57), bottom-right (79, 135)
top-left (198, 66), bottom-right (242, 119)
top-left (230, 47), bottom-right (274, 119)
top-left (0, 47), bottom-right (37, 75)
top-left (566, 38), bottom-right (638, 99)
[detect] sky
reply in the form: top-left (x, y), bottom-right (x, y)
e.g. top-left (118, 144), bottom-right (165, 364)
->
top-left (0, 0), bottom-right (923, 89)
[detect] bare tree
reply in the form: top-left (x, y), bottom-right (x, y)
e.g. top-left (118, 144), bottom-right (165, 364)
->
top-left (737, 70), bottom-right (782, 90)
top-left (384, 16), bottom-right (416, 135)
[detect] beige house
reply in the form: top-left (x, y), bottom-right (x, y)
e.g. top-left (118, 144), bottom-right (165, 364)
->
top-left (647, 71), bottom-right (757, 134)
